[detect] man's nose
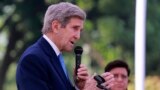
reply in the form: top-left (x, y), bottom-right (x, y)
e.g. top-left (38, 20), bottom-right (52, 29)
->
top-left (74, 31), bottom-right (81, 40)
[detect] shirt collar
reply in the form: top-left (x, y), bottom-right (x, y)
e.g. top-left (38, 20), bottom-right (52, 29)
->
top-left (43, 34), bottom-right (60, 56)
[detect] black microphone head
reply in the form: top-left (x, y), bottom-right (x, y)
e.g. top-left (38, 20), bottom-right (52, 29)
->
top-left (74, 46), bottom-right (83, 55)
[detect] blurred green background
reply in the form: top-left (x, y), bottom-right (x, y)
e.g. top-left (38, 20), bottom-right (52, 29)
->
top-left (0, 0), bottom-right (160, 90)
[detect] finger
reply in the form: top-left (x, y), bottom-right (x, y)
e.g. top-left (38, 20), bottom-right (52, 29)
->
top-left (78, 68), bottom-right (87, 73)
top-left (77, 70), bottom-right (89, 80)
top-left (77, 68), bottom-right (88, 76)
top-left (77, 75), bottom-right (89, 80)
top-left (101, 77), bottom-right (114, 85)
top-left (73, 64), bottom-right (85, 73)
top-left (106, 83), bottom-right (114, 89)
top-left (78, 70), bottom-right (88, 75)
top-left (101, 78), bottom-right (115, 89)
top-left (101, 72), bottom-right (112, 77)
top-left (101, 73), bottom-right (114, 82)
top-left (77, 73), bottom-right (89, 80)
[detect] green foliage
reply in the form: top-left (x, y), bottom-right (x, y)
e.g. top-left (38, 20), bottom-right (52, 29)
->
top-left (82, 0), bottom-right (135, 71)
top-left (4, 63), bottom-right (17, 90)
top-left (77, 0), bottom-right (94, 12)
top-left (146, 0), bottom-right (160, 75)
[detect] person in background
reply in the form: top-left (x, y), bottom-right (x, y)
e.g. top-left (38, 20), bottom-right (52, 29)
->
top-left (104, 59), bottom-right (131, 90)
top-left (16, 2), bottom-right (115, 90)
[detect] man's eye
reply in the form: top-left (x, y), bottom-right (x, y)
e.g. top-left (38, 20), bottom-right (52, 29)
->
top-left (73, 26), bottom-right (79, 30)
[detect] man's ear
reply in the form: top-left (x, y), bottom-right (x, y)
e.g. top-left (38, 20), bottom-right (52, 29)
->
top-left (51, 20), bottom-right (61, 33)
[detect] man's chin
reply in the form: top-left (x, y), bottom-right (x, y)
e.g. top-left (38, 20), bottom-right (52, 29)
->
top-left (64, 47), bottom-right (73, 52)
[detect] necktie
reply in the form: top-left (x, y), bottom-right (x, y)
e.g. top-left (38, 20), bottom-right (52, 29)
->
top-left (58, 53), bottom-right (68, 78)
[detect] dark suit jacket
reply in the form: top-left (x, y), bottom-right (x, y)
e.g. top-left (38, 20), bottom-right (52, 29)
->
top-left (16, 37), bottom-right (75, 90)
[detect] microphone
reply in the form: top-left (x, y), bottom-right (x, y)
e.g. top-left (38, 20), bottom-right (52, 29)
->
top-left (74, 46), bottom-right (83, 76)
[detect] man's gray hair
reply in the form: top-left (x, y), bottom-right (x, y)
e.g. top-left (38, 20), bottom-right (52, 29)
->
top-left (42, 2), bottom-right (86, 34)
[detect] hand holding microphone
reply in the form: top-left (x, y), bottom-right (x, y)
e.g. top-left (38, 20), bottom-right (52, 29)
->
top-left (74, 46), bottom-right (83, 76)
top-left (73, 46), bottom-right (114, 90)
top-left (74, 46), bottom-right (89, 89)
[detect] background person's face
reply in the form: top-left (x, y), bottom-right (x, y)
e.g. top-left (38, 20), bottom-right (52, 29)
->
top-left (110, 67), bottom-right (128, 90)
top-left (58, 17), bottom-right (84, 52)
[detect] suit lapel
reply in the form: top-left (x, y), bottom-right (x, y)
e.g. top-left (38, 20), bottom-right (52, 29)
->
top-left (37, 37), bottom-right (73, 89)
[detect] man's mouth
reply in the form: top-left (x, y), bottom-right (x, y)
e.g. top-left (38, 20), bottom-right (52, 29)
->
top-left (70, 41), bottom-right (74, 45)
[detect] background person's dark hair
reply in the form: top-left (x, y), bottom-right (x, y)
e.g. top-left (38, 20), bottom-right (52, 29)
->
top-left (104, 59), bottom-right (130, 76)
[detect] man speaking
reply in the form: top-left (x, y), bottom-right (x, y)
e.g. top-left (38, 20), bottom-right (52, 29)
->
top-left (16, 2), bottom-right (114, 90)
